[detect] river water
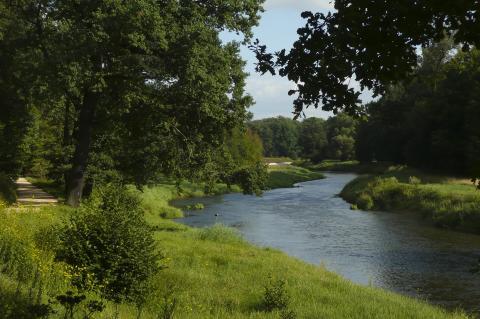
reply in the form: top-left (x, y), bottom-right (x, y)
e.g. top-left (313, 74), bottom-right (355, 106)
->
top-left (176, 172), bottom-right (480, 314)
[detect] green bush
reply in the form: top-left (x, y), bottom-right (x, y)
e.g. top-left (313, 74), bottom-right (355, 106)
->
top-left (57, 184), bottom-right (161, 304)
top-left (0, 173), bottom-right (16, 204)
top-left (357, 193), bottom-right (374, 210)
top-left (263, 278), bottom-right (290, 312)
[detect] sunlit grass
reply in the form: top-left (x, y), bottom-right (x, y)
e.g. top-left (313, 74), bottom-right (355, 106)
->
top-left (263, 157), bottom-right (294, 164)
top-left (0, 191), bottom-right (470, 318)
top-left (267, 165), bottom-right (325, 189)
top-left (340, 166), bottom-right (480, 232)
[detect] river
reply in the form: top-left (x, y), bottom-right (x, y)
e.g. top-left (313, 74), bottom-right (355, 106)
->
top-left (176, 172), bottom-right (480, 314)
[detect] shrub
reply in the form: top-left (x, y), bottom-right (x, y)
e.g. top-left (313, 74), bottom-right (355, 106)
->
top-left (263, 278), bottom-right (290, 312)
top-left (357, 193), bottom-right (374, 210)
top-left (57, 183), bottom-right (161, 304)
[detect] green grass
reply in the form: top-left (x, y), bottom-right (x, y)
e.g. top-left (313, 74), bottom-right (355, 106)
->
top-left (138, 180), bottom-right (241, 220)
top-left (263, 157), bottom-right (294, 164)
top-left (340, 166), bottom-right (480, 233)
top-left (300, 159), bottom-right (392, 174)
top-left (267, 165), bottom-right (325, 189)
top-left (0, 202), bottom-right (469, 319)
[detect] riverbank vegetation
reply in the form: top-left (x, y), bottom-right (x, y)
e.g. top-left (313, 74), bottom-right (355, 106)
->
top-left (0, 194), bottom-right (469, 319)
top-left (266, 165), bottom-right (325, 189)
top-left (341, 166), bottom-right (480, 232)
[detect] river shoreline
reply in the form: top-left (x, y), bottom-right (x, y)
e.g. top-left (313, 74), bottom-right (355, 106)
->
top-left (177, 172), bottom-right (480, 315)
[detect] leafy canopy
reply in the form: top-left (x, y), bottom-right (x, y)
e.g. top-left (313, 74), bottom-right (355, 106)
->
top-left (251, 1), bottom-right (480, 116)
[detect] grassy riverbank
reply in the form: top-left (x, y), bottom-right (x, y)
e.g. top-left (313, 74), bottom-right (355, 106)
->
top-left (340, 165), bottom-right (480, 233)
top-left (267, 165), bottom-right (325, 189)
top-left (0, 200), bottom-right (469, 319)
top-left (300, 159), bottom-right (390, 174)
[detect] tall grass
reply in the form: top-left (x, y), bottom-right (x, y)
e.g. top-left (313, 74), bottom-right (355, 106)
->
top-left (138, 181), bottom-right (241, 220)
top-left (341, 167), bottom-right (480, 232)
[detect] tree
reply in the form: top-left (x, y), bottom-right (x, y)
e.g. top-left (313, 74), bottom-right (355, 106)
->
top-left (1, 0), bottom-right (264, 205)
top-left (298, 117), bottom-right (327, 163)
top-left (326, 113), bottom-right (357, 161)
top-left (251, 1), bottom-right (480, 116)
top-left (249, 117), bottom-right (300, 158)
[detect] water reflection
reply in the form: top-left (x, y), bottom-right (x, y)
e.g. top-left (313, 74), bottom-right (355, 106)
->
top-left (176, 173), bottom-right (480, 314)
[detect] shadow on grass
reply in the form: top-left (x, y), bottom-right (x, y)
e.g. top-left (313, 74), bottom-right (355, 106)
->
top-left (0, 288), bottom-right (54, 319)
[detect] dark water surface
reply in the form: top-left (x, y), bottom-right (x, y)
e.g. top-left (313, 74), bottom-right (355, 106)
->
top-left (176, 172), bottom-right (480, 314)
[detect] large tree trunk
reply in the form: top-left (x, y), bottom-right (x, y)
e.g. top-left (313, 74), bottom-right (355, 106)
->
top-left (65, 91), bottom-right (98, 206)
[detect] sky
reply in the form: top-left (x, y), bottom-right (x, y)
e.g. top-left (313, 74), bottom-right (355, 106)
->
top-left (222, 0), bottom-right (336, 120)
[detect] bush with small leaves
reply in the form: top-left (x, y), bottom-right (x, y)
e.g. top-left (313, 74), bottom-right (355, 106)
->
top-left (57, 183), bottom-right (161, 304)
top-left (357, 193), bottom-right (374, 210)
top-left (263, 278), bottom-right (290, 312)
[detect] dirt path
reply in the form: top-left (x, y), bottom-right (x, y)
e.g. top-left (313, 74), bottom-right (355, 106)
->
top-left (15, 178), bottom-right (58, 206)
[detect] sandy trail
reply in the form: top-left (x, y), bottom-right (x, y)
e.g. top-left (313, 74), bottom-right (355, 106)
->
top-left (15, 178), bottom-right (58, 206)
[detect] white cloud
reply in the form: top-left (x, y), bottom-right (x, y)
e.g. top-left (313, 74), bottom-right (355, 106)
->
top-left (264, 0), bottom-right (334, 11)
top-left (246, 74), bottom-right (332, 119)
top-left (246, 74), bottom-right (295, 100)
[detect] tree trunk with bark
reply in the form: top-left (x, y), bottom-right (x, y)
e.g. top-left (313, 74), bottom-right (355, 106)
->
top-left (65, 91), bottom-right (98, 206)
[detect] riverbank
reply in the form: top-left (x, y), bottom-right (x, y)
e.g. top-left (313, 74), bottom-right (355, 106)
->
top-left (266, 165), bottom-right (325, 189)
top-left (299, 159), bottom-right (390, 174)
top-left (23, 165), bottom-right (323, 218)
top-left (339, 165), bottom-right (480, 233)
top-left (0, 200), bottom-right (469, 319)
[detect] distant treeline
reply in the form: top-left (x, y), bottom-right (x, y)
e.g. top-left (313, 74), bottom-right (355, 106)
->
top-left (248, 114), bottom-right (357, 163)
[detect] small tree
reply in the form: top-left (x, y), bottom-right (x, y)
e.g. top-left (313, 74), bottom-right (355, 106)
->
top-left (57, 184), bottom-right (160, 305)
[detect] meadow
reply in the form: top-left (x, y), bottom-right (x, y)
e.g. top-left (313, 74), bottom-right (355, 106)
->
top-left (0, 201), bottom-right (470, 319)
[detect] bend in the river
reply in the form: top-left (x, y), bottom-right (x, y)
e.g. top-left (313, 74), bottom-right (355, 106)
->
top-left (176, 172), bottom-right (480, 314)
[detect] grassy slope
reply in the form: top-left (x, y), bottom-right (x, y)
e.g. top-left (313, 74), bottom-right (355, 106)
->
top-left (263, 157), bottom-right (294, 164)
top-left (139, 181), bottom-right (241, 220)
top-left (267, 166), bottom-right (325, 189)
top-left (340, 165), bottom-right (480, 233)
top-left (300, 159), bottom-right (391, 174)
top-left (0, 205), bottom-right (468, 319)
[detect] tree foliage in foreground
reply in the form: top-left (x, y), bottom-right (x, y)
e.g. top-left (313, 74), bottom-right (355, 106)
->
top-left (0, 0), bottom-right (265, 205)
top-left (251, 1), bottom-right (480, 116)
